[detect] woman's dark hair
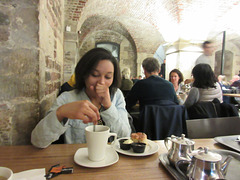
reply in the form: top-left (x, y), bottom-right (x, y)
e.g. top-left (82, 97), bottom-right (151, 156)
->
top-left (169, 69), bottom-right (184, 84)
top-left (74, 48), bottom-right (121, 95)
top-left (192, 63), bottom-right (217, 88)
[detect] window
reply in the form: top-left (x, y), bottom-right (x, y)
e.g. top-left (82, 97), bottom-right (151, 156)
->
top-left (96, 42), bottom-right (120, 61)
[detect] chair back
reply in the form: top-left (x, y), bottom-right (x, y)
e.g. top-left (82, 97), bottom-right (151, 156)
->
top-left (137, 104), bottom-right (188, 140)
top-left (187, 98), bottom-right (238, 120)
top-left (186, 116), bottom-right (240, 139)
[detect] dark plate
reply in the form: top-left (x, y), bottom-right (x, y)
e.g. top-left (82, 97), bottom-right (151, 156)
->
top-left (159, 149), bottom-right (240, 180)
top-left (214, 135), bottom-right (240, 153)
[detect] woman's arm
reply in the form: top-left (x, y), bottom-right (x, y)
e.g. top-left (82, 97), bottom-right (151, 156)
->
top-left (31, 93), bottom-right (99, 148)
top-left (101, 89), bottom-right (131, 138)
top-left (31, 109), bottom-right (68, 148)
top-left (184, 87), bottom-right (200, 108)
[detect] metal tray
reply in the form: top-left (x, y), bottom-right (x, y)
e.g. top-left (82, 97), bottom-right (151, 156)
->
top-left (214, 135), bottom-right (240, 153)
top-left (159, 149), bottom-right (240, 180)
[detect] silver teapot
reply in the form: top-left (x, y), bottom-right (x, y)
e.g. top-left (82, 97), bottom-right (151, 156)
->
top-left (175, 147), bottom-right (233, 180)
top-left (164, 134), bottom-right (195, 165)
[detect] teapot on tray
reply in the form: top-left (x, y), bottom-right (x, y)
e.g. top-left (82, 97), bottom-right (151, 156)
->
top-left (175, 147), bottom-right (233, 180)
top-left (164, 134), bottom-right (195, 166)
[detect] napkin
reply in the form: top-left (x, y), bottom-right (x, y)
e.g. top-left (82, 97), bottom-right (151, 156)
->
top-left (13, 168), bottom-right (46, 180)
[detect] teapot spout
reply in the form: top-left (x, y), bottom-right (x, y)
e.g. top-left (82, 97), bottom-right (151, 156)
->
top-left (221, 155), bottom-right (233, 176)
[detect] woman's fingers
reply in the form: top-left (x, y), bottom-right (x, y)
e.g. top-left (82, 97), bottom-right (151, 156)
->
top-left (56, 100), bottom-right (100, 124)
top-left (79, 100), bottom-right (100, 123)
top-left (87, 101), bottom-right (100, 120)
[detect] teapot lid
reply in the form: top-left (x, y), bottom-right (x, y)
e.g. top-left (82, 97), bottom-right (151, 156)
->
top-left (170, 134), bottom-right (195, 145)
top-left (194, 147), bottom-right (222, 162)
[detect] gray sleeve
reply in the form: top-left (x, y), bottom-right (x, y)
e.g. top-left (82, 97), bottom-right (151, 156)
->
top-left (101, 89), bottom-right (131, 138)
top-left (184, 88), bottom-right (200, 108)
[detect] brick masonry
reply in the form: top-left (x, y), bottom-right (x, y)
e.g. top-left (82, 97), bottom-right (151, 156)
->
top-left (0, 0), bottom-right (64, 145)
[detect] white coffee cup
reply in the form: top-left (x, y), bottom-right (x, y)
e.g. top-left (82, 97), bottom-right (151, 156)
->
top-left (85, 125), bottom-right (117, 162)
top-left (0, 167), bottom-right (13, 180)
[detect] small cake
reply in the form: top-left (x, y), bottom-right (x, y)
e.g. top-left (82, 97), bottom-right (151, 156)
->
top-left (138, 132), bottom-right (148, 144)
top-left (131, 133), bottom-right (140, 143)
top-left (131, 132), bottom-right (148, 144)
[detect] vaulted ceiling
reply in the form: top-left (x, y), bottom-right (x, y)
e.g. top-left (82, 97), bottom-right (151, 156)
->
top-left (65, 0), bottom-right (240, 49)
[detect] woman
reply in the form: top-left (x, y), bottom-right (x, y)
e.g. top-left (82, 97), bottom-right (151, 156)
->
top-left (184, 63), bottom-right (223, 108)
top-left (120, 68), bottom-right (133, 97)
top-left (169, 69), bottom-right (185, 105)
top-left (120, 68), bottom-right (133, 91)
top-left (31, 48), bottom-right (131, 148)
top-left (169, 69), bottom-right (184, 94)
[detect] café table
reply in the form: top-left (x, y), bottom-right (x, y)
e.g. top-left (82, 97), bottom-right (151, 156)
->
top-left (0, 139), bottom-right (230, 179)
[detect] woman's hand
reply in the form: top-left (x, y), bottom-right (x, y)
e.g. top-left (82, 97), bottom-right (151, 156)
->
top-left (184, 78), bottom-right (193, 84)
top-left (56, 100), bottom-right (100, 124)
top-left (95, 82), bottom-right (112, 109)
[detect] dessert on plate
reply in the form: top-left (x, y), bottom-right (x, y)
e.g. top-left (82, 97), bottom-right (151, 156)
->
top-left (119, 132), bottom-right (147, 153)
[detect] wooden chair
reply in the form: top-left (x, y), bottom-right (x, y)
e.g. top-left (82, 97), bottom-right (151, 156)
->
top-left (186, 116), bottom-right (240, 139)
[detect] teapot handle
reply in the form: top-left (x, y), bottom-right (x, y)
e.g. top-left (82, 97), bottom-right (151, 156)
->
top-left (175, 159), bottom-right (190, 178)
top-left (164, 137), bottom-right (171, 151)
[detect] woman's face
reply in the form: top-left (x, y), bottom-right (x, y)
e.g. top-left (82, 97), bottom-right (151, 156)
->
top-left (170, 72), bottom-right (180, 84)
top-left (85, 60), bottom-right (114, 92)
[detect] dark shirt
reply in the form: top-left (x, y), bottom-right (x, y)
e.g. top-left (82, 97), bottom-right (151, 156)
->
top-left (159, 63), bottom-right (166, 79)
top-left (126, 75), bottom-right (178, 111)
top-left (132, 78), bottom-right (139, 84)
top-left (230, 80), bottom-right (240, 90)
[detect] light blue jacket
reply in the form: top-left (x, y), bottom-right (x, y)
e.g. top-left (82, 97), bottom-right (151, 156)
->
top-left (31, 89), bottom-right (131, 148)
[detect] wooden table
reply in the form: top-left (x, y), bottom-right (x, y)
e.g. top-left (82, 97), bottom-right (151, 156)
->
top-left (223, 93), bottom-right (240, 98)
top-left (0, 139), bottom-right (226, 179)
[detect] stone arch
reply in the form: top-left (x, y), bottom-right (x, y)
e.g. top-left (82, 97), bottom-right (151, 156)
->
top-left (78, 15), bottom-right (138, 76)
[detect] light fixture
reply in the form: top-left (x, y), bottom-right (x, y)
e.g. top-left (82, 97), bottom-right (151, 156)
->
top-left (66, 25), bottom-right (71, 32)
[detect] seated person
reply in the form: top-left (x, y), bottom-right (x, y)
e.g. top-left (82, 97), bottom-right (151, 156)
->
top-left (184, 63), bottom-right (223, 108)
top-left (120, 68), bottom-right (133, 97)
top-left (230, 75), bottom-right (240, 90)
top-left (126, 57), bottom-right (178, 112)
top-left (31, 48), bottom-right (131, 148)
top-left (58, 74), bottom-right (75, 96)
top-left (169, 69), bottom-right (185, 104)
top-left (169, 69), bottom-right (184, 94)
top-left (218, 75), bottom-right (230, 90)
top-left (159, 59), bottom-right (166, 79)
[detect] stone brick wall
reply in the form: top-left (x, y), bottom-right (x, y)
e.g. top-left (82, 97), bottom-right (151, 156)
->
top-left (39, 0), bottom-right (64, 120)
top-left (0, 0), bottom-right (64, 145)
top-left (0, 0), bottom-right (39, 145)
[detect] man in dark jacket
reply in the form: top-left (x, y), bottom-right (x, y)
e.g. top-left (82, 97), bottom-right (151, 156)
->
top-left (126, 57), bottom-right (178, 112)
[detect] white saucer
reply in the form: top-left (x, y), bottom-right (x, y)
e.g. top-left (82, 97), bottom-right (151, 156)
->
top-left (113, 137), bottom-right (159, 156)
top-left (74, 146), bottom-right (119, 168)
